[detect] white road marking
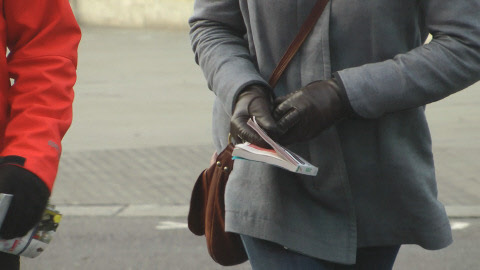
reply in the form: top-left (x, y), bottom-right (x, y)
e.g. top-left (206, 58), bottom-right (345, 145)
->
top-left (57, 205), bottom-right (124, 216)
top-left (156, 221), bottom-right (188, 230)
top-left (450, 221), bottom-right (470, 230)
top-left (119, 205), bottom-right (188, 217)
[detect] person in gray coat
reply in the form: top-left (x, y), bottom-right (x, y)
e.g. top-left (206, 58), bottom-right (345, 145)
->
top-left (189, 0), bottom-right (480, 269)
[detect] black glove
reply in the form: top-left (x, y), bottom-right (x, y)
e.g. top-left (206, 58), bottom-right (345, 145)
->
top-left (0, 165), bottom-right (50, 239)
top-left (230, 84), bottom-right (282, 148)
top-left (0, 252), bottom-right (19, 269)
top-left (273, 78), bottom-right (352, 145)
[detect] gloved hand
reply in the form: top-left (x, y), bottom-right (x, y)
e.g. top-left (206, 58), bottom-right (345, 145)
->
top-left (0, 165), bottom-right (50, 239)
top-left (230, 84), bottom-right (282, 148)
top-left (273, 78), bottom-right (352, 145)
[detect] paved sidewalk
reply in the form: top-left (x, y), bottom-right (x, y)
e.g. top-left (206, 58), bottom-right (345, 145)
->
top-left (51, 26), bottom-right (480, 219)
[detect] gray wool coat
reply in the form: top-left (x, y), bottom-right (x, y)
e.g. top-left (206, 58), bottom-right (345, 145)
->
top-left (189, 0), bottom-right (480, 264)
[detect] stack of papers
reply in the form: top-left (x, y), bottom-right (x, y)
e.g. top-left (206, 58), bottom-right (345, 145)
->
top-left (232, 118), bottom-right (318, 176)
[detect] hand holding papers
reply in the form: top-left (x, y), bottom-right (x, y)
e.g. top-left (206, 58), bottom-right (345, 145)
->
top-left (232, 118), bottom-right (318, 176)
top-left (0, 193), bottom-right (62, 258)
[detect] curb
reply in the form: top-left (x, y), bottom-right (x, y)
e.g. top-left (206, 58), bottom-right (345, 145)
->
top-left (57, 204), bottom-right (189, 217)
top-left (445, 205), bottom-right (480, 219)
top-left (56, 204), bottom-right (480, 218)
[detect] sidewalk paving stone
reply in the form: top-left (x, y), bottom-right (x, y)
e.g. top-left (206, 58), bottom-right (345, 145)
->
top-left (52, 27), bottom-right (480, 218)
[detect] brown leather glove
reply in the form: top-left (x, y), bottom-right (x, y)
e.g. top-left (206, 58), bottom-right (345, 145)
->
top-left (0, 165), bottom-right (50, 239)
top-left (230, 84), bottom-right (282, 148)
top-left (273, 78), bottom-right (352, 145)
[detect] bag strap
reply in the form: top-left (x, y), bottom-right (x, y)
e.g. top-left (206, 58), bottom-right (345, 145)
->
top-left (268, 0), bottom-right (330, 88)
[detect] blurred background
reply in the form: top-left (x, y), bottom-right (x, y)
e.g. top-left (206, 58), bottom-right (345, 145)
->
top-left (20, 1), bottom-right (480, 269)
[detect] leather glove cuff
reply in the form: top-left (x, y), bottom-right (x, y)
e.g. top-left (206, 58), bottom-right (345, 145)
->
top-left (0, 165), bottom-right (50, 239)
top-left (234, 84), bottom-right (272, 109)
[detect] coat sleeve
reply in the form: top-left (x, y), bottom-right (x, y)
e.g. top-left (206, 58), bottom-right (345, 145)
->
top-left (335, 0), bottom-right (480, 118)
top-left (1, 0), bottom-right (81, 191)
top-left (189, 0), bottom-right (269, 114)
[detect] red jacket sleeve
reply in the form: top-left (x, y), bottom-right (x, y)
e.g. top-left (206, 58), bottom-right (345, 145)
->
top-left (2, 0), bottom-right (81, 191)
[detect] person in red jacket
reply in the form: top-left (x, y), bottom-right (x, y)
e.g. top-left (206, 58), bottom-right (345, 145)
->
top-left (0, 0), bottom-right (81, 268)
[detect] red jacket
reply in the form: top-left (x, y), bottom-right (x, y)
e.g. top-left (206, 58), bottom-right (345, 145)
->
top-left (0, 0), bottom-right (81, 191)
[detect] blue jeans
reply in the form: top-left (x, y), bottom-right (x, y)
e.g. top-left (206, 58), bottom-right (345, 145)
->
top-left (241, 235), bottom-right (400, 270)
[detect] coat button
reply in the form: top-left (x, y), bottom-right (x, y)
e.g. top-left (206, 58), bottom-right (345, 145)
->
top-left (216, 161), bottom-right (221, 167)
